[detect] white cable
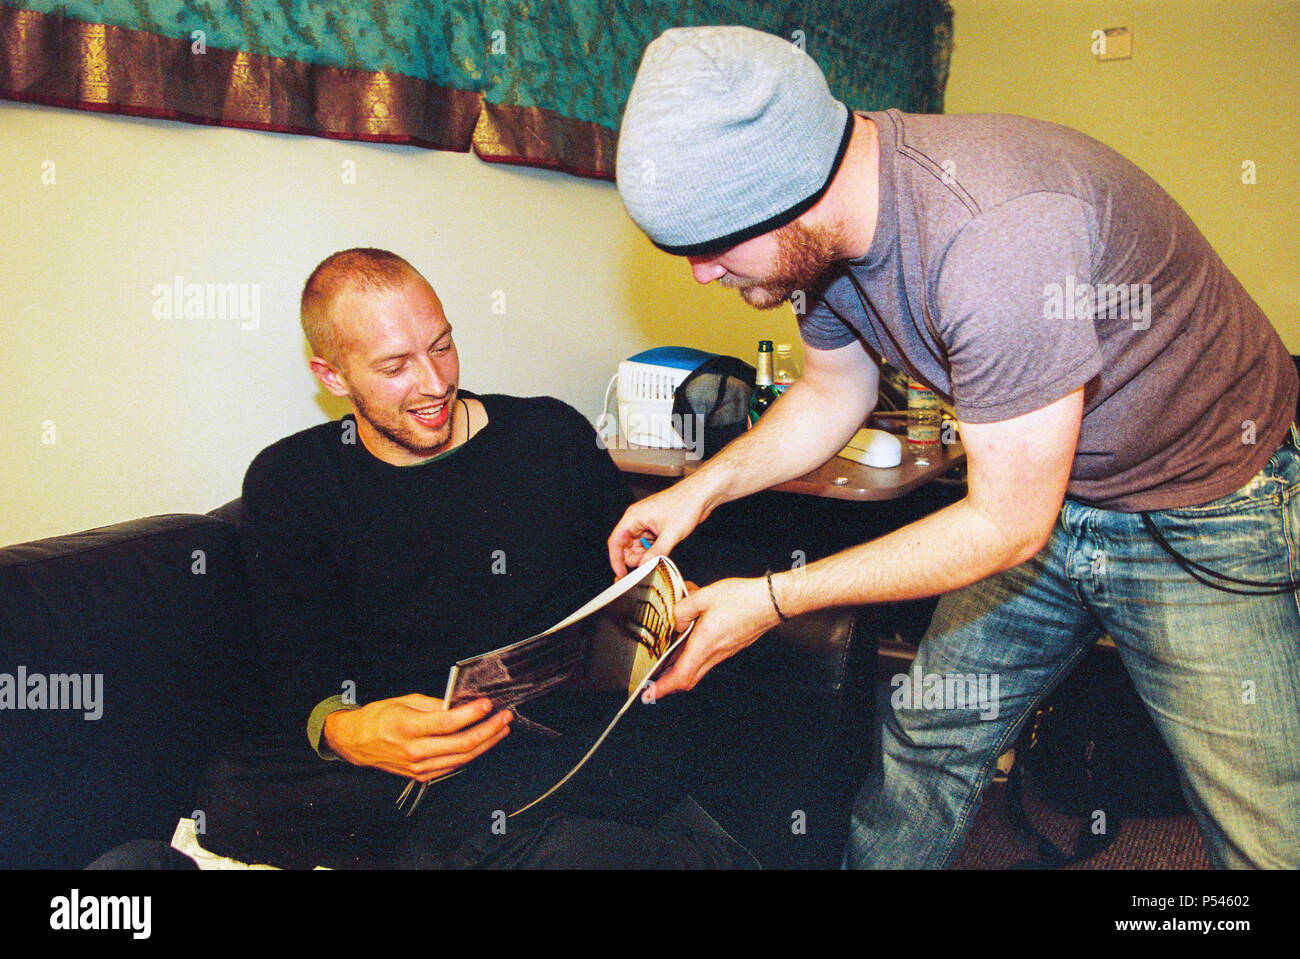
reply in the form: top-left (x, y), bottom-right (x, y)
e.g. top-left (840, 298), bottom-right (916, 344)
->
top-left (594, 371), bottom-right (620, 442)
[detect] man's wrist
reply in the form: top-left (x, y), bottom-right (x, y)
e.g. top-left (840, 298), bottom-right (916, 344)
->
top-left (321, 709), bottom-right (354, 760)
top-left (684, 460), bottom-right (735, 517)
top-left (765, 569), bottom-right (790, 622)
top-left (311, 695), bottom-right (360, 760)
top-left (768, 567), bottom-right (808, 621)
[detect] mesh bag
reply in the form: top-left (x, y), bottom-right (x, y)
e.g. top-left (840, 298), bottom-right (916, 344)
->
top-left (671, 355), bottom-right (756, 459)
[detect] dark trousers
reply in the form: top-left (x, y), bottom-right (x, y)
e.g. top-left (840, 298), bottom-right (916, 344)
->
top-left (183, 694), bottom-right (757, 870)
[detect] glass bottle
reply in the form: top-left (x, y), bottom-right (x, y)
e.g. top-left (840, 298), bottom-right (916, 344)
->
top-left (772, 343), bottom-right (800, 397)
top-left (748, 340), bottom-right (779, 426)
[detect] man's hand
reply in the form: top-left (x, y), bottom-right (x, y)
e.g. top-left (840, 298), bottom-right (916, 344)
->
top-left (652, 576), bottom-right (781, 697)
top-left (323, 694), bottom-right (512, 781)
top-left (607, 480), bottom-right (714, 577)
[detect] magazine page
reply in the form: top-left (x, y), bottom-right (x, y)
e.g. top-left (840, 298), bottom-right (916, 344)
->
top-left (508, 618), bottom-right (693, 818)
top-left (504, 556), bottom-right (690, 816)
top-left (397, 556), bottom-right (691, 817)
top-left (442, 556), bottom-right (679, 711)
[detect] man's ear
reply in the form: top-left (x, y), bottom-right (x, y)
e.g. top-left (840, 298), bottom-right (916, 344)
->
top-left (310, 357), bottom-right (351, 398)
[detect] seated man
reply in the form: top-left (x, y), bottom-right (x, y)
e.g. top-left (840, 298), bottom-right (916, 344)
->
top-left (186, 247), bottom-right (754, 869)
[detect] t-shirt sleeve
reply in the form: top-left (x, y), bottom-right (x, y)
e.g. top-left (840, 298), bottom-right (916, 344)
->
top-left (798, 285), bottom-right (860, 351)
top-left (935, 192), bottom-right (1103, 423)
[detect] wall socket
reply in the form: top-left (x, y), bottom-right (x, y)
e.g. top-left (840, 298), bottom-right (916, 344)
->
top-left (1097, 26), bottom-right (1133, 61)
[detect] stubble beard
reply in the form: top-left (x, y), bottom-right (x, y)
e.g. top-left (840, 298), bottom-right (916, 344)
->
top-left (723, 220), bottom-right (846, 310)
top-left (352, 387), bottom-right (458, 461)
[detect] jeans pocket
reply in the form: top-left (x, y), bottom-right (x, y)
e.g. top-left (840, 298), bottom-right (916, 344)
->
top-left (1145, 436), bottom-right (1298, 587)
top-left (1162, 436), bottom-right (1298, 519)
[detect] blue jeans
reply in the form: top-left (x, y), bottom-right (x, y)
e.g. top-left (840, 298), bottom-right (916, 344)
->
top-left (846, 425), bottom-right (1300, 869)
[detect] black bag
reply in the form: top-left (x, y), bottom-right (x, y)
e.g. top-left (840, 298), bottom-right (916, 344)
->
top-left (1007, 646), bottom-right (1187, 867)
top-left (671, 356), bottom-right (755, 459)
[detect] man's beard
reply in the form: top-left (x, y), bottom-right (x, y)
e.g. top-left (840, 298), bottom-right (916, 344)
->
top-left (722, 220), bottom-right (845, 310)
top-left (352, 387), bottom-right (457, 461)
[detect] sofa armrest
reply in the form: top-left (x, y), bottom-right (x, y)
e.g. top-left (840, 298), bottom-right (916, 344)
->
top-left (758, 606), bottom-right (862, 694)
top-left (0, 514), bottom-right (257, 868)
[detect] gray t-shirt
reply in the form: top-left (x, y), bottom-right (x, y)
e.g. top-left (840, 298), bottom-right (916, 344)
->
top-left (800, 109), bottom-right (1297, 511)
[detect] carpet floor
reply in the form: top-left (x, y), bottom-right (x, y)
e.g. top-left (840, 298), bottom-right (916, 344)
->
top-left (953, 776), bottom-right (1211, 869)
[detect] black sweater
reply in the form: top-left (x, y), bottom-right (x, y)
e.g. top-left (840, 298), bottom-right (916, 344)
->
top-left (239, 393), bottom-right (632, 744)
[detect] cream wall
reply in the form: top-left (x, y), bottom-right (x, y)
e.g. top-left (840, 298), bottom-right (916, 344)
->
top-left (0, 100), bottom-right (792, 545)
top-left (2, 0), bottom-right (1297, 545)
top-left (945, 0), bottom-right (1298, 347)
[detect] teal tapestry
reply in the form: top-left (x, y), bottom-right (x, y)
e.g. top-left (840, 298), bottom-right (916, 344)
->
top-left (1, 0), bottom-right (954, 179)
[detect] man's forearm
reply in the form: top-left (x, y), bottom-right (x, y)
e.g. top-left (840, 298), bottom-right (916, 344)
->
top-left (773, 496), bottom-right (1045, 614)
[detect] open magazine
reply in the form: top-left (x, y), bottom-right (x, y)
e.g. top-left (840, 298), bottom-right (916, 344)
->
top-left (395, 555), bottom-right (694, 818)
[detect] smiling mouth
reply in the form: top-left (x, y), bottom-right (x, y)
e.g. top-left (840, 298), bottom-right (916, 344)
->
top-left (407, 398), bottom-right (452, 428)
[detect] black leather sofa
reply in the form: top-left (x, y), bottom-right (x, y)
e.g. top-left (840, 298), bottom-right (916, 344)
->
top-left (0, 503), bottom-right (877, 870)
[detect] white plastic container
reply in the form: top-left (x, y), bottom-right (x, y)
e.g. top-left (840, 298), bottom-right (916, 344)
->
top-left (617, 347), bottom-right (715, 448)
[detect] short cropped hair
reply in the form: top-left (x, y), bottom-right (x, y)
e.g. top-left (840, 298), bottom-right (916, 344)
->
top-left (300, 248), bottom-right (420, 366)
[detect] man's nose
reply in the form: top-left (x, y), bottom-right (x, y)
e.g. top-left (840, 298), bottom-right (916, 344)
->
top-left (688, 256), bottom-right (727, 285)
top-left (413, 355), bottom-right (449, 395)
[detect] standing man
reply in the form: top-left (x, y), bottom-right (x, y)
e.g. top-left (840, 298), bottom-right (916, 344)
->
top-left (609, 26), bottom-right (1299, 868)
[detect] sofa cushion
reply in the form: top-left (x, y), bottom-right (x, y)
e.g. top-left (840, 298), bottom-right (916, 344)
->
top-left (0, 514), bottom-right (258, 868)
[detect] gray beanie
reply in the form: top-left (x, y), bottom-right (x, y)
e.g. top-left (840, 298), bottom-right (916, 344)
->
top-left (616, 25), bottom-right (852, 257)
